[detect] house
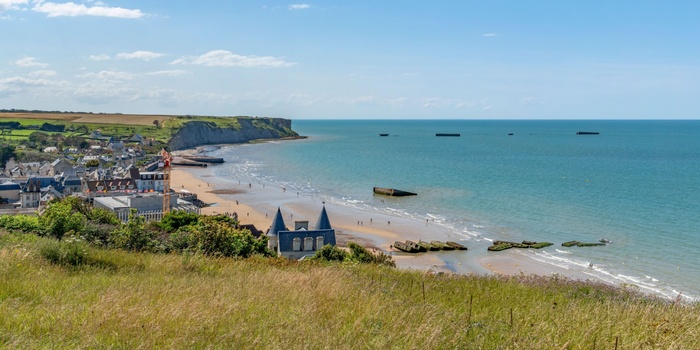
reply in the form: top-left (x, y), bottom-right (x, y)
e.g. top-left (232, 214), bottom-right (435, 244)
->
top-left (0, 181), bottom-right (21, 203)
top-left (266, 206), bottom-right (336, 260)
top-left (43, 146), bottom-right (59, 153)
top-left (20, 177), bottom-right (64, 208)
top-left (82, 178), bottom-right (137, 198)
top-left (129, 133), bottom-right (143, 143)
top-left (135, 171), bottom-right (167, 192)
top-left (49, 158), bottom-right (73, 176)
top-left (93, 193), bottom-right (199, 221)
top-left (3, 158), bottom-right (18, 176)
top-left (62, 175), bottom-right (82, 195)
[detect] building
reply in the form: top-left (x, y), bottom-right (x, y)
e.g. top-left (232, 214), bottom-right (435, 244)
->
top-left (93, 193), bottom-right (199, 221)
top-left (266, 206), bottom-right (336, 260)
top-left (82, 178), bottom-right (137, 198)
top-left (135, 171), bottom-right (167, 192)
top-left (0, 181), bottom-right (21, 203)
top-left (20, 177), bottom-right (63, 208)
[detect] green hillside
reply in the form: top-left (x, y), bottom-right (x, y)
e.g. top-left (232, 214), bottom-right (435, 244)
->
top-left (1, 231), bottom-right (698, 349)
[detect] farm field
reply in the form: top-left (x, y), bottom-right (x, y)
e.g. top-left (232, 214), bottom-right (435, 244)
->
top-left (0, 112), bottom-right (175, 126)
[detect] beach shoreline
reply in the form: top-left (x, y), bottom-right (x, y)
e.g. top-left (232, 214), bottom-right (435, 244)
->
top-left (170, 160), bottom-right (597, 282)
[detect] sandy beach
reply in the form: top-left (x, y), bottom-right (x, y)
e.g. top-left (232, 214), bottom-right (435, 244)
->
top-left (170, 159), bottom-right (599, 283)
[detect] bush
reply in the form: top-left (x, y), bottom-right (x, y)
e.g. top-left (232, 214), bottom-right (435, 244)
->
top-left (185, 216), bottom-right (271, 258)
top-left (39, 234), bottom-right (91, 267)
top-left (89, 208), bottom-right (120, 226)
top-left (40, 200), bottom-right (86, 240)
top-left (81, 222), bottom-right (118, 246)
top-left (312, 244), bottom-right (348, 262)
top-left (109, 209), bottom-right (158, 252)
top-left (159, 210), bottom-right (201, 233)
top-left (0, 214), bottom-right (43, 234)
top-left (39, 235), bottom-right (142, 271)
top-left (348, 242), bottom-right (396, 267)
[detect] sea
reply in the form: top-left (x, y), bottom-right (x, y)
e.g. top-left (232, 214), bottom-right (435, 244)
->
top-left (206, 120), bottom-right (700, 301)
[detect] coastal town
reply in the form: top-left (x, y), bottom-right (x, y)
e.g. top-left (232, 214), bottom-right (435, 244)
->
top-left (0, 116), bottom-right (347, 261)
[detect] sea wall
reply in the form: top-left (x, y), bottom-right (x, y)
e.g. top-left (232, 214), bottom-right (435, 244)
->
top-left (168, 117), bottom-right (299, 150)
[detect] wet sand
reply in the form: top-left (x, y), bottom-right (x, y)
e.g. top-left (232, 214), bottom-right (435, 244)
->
top-left (171, 164), bottom-right (597, 282)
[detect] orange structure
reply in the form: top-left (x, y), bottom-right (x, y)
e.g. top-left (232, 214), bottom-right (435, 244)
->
top-left (159, 149), bottom-right (172, 214)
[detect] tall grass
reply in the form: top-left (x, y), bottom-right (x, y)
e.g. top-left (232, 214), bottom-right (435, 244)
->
top-left (1, 232), bottom-right (698, 349)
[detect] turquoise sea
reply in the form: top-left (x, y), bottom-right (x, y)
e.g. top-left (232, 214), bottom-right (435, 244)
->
top-left (209, 120), bottom-right (700, 301)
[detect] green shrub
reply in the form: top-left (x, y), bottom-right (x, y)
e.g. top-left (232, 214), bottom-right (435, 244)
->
top-left (81, 222), bottom-right (118, 246)
top-left (185, 216), bottom-right (271, 257)
top-left (39, 235), bottom-right (90, 267)
top-left (312, 244), bottom-right (348, 262)
top-left (0, 214), bottom-right (43, 234)
top-left (38, 235), bottom-right (142, 271)
top-left (40, 200), bottom-right (86, 240)
top-left (109, 209), bottom-right (158, 252)
top-left (159, 210), bottom-right (201, 233)
top-left (90, 207), bottom-right (120, 225)
top-left (348, 242), bottom-right (396, 267)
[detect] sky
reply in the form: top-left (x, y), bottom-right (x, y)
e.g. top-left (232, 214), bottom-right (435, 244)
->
top-left (1, 1), bottom-right (699, 119)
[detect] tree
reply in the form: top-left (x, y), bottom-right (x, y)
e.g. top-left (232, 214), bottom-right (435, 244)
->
top-left (110, 209), bottom-right (157, 252)
top-left (153, 120), bottom-right (161, 129)
top-left (40, 200), bottom-right (87, 240)
top-left (0, 145), bottom-right (16, 170)
top-left (85, 159), bottom-right (100, 168)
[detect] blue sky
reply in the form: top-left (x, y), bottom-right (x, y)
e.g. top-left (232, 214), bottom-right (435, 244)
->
top-left (1, 1), bottom-right (699, 119)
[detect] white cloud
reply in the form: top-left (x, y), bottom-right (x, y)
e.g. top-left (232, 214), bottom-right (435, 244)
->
top-left (146, 70), bottom-right (188, 77)
top-left (332, 95), bottom-right (378, 105)
top-left (0, 0), bottom-right (27, 11)
top-left (15, 56), bottom-right (48, 67)
top-left (29, 70), bottom-right (57, 77)
top-left (172, 50), bottom-right (295, 68)
top-left (116, 51), bottom-right (164, 61)
top-left (288, 4), bottom-right (310, 10)
top-left (0, 76), bottom-right (65, 96)
top-left (482, 33), bottom-right (497, 37)
top-left (77, 70), bottom-right (135, 80)
top-left (89, 54), bottom-right (111, 61)
top-left (32, 1), bottom-right (144, 18)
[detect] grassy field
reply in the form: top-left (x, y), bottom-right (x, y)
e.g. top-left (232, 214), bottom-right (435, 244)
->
top-left (1, 232), bottom-right (698, 349)
top-left (0, 113), bottom-right (174, 126)
top-left (0, 112), bottom-right (266, 144)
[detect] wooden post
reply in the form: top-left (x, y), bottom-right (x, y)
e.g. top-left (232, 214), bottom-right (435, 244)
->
top-left (510, 307), bottom-right (513, 328)
top-left (422, 281), bottom-right (426, 302)
top-left (467, 294), bottom-right (473, 324)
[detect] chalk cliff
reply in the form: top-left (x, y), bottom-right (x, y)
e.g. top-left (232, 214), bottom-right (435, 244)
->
top-left (168, 117), bottom-right (300, 150)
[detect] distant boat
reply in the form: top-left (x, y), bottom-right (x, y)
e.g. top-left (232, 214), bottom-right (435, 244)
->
top-left (436, 133), bottom-right (460, 137)
top-left (576, 131), bottom-right (599, 135)
top-left (379, 133), bottom-right (389, 136)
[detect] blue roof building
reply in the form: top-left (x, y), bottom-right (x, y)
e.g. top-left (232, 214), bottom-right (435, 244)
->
top-left (267, 206), bottom-right (336, 260)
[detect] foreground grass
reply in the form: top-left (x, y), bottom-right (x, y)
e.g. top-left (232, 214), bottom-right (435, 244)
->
top-left (1, 233), bottom-right (698, 349)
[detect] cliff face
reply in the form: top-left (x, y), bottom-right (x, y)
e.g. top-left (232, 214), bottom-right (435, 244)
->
top-left (168, 117), bottom-right (299, 150)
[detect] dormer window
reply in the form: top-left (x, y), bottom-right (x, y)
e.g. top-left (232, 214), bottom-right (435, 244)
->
top-left (110, 186), bottom-right (116, 190)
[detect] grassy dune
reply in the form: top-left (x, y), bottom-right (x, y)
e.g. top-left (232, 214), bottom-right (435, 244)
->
top-left (1, 232), bottom-right (698, 349)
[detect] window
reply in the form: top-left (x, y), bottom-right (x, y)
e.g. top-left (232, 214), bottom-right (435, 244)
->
top-left (316, 236), bottom-right (324, 249)
top-left (128, 185), bottom-right (134, 189)
top-left (304, 237), bottom-right (314, 251)
top-left (110, 186), bottom-right (116, 190)
top-left (120, 185), bottom-right (125, 189)
top-left (292, 238), bottom-right (301, 251)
